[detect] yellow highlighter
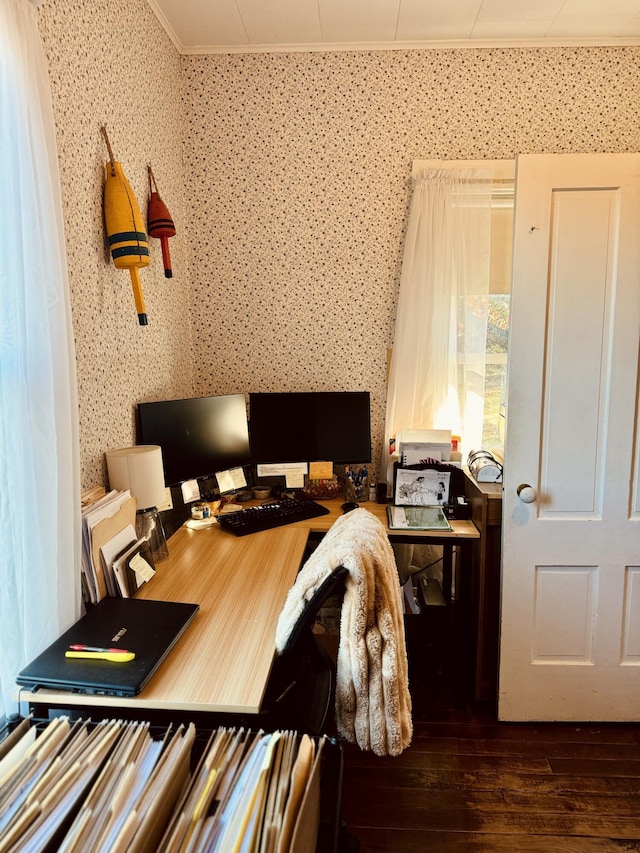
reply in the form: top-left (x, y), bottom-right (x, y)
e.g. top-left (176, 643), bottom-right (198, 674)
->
top-left (66, 645), bottom-right (135, 663)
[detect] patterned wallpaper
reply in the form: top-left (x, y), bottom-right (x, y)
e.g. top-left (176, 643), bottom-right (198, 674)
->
top-left (37, 0), bottom-right (194, 490)
top-left (183, 46), bottom-right (639, 483)
top-left (36, 0), bottom-right (639, 489)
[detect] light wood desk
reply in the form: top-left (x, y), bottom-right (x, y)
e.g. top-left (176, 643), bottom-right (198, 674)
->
top-left (19, 502), bottom-right (478, 720)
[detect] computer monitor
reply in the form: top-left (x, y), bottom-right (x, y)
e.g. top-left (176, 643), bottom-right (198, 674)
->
top-left (137, 394), bottom-right (251, 487)
top-left (249, 391), bottom-right (371, 465)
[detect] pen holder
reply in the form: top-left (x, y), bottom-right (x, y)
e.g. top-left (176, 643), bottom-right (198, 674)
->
top-left (342, 466), bottom-right (369, 502)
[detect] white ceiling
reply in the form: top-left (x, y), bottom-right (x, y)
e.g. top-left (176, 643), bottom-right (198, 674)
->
top-left (148, 0), bottom-right (640, 54)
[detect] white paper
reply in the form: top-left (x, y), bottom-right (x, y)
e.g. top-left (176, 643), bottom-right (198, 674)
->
top-left (216, 467), bottom-right (247, 494)
top-left (112, 538), bottom-right (152, 596)
top-left (256, 463), bottom-right (309, 477)
top-left (130, 552), bottom-right (155, 584)
top-left (99, 522), bottom-right (137, 597)
top-left (400, 443), bottom-right (443, 465)
top-left (82, 490), bottom-right (131, 602)
top-left (181, 479), bottom-right (201, 503)
top-left (100, 524), bottom-right (137, 575)
top-left (285, 469), bottom-right (305, 489)
top-left (397, 428), bottom-right (451, 463)
top-left (156, 487), bottom-right (173, 512)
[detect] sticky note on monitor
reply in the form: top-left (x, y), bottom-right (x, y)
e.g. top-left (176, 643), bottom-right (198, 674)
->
top-left (216, 467), bottom-right (247, 494)
top-left (309, 461), bottom-right (333, 479)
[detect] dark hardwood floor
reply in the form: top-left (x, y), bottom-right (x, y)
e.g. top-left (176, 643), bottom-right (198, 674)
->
top-left (340, 616), bottom-right (640, 852)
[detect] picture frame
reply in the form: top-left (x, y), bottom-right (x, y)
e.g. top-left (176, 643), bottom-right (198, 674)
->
top-left (393, 466), bottom-right (450, 506)
top-left (392, 461), bottom-right (465, 508)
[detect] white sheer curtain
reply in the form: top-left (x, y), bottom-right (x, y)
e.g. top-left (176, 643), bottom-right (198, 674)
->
top-left (384, 167), bottom-right (492, 484)
top-left (0, 0), bottom-right (81, 721)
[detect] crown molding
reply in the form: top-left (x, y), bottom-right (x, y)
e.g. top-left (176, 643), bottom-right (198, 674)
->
top-left (181, 37), bottom-right (640, 57)
top-left (145, 3), bottom-right (640, 57)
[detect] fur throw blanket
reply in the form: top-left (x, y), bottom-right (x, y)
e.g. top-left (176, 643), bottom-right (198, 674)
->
top-left (275, 508), bottom-right (412, 757)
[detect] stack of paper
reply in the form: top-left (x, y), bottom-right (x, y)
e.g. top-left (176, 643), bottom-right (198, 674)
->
top-left (81, 490), bottom-right (155, 603)
top-left (59, 722), bottom-right (195, 853)
top-left (159, 728), bottom-right (323, 853)
top-left (0, 718), bottom-right (195, 853)
top-left (0, 720), bottom-right (326, 853)
top-left (396, 428), bottom-right (452, 464)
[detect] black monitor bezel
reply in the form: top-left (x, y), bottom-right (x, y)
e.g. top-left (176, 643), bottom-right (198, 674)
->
top-left (137, 394), bottom-right (251, 487)
top-left (248, 391), bottom-right (372, 466)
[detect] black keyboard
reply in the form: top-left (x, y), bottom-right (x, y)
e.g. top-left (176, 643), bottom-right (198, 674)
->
top-left (216, 496), bottom-right (330, 536)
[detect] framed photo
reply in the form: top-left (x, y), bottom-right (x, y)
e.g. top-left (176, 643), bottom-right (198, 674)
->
top-left (393, 466), bottom-right (451, 506)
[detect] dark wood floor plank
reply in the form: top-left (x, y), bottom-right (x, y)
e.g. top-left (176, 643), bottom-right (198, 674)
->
top-left (341, 800), bottom-right (640, 838)
top-left (343, 765), bottom-right (640, 795)
top-left (548, 757), bottom-right (640, 778)
top-left (341, 784), bottom-right (640, 818)
top-left (340, 627), bottom-right (640, 852)
top-left (387, 735), bottom-right (640, 761)
top-left (412, 720), bottom-right (640, 745)
top-left (342, 748), bottom-right (552, 774)
top-left (348, 827), bottom-right (640, 852)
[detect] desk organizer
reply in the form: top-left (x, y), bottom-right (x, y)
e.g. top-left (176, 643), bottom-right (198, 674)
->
top-left (341, 466), bottom-right (370, 502)
top-left (303, 478), bottom-right (341, 499)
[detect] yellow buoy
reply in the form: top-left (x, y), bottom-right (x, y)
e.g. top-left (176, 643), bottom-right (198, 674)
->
top-left (101, 126), bottom-right (150, 325)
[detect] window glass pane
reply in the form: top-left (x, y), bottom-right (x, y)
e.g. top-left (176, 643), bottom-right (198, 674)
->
top-left (482, 294), bottom-right (510, 447)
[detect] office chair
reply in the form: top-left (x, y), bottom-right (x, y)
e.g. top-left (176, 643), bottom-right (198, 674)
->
top-left (264, 565), bottom-right (349, 736)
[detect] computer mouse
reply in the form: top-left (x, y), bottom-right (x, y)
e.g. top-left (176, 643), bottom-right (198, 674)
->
top-left (341, 501), bottom-right (359, 513)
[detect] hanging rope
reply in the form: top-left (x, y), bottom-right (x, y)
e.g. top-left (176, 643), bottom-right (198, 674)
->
top-left (147, 164), bottom-right (160, 197)
top-left (100, 125), bottom-right (116, 177)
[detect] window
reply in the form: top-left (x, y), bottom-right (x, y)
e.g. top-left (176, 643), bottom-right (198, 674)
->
top-left (0, 0), bottom-right (81, 724)
top-left (483, 185), bottom-right (513, 447)
top-left (385, 160), bottom-right (514, 471)
top-left (453, 184), bottom-right (513, 450)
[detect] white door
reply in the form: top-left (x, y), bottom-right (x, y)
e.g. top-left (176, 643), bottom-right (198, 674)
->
top-left (499, 153), bottom-right (640, 721)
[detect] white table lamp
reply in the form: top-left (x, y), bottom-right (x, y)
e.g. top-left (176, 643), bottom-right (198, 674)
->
top-left (106, 445), bottom-right (169, 561)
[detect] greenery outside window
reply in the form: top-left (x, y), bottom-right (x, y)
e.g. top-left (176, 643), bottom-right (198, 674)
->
top-left (483, 190), bottom-right (513, 448)
top-left (455, 182), bottom-right (513, 449)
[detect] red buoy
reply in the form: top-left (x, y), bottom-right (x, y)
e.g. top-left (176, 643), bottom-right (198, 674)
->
top-left (147, 166), bottom-right (176, 278)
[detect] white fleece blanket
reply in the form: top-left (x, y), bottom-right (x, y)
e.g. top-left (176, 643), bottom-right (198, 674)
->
top-left (275, 508), bottom-right (412, 757)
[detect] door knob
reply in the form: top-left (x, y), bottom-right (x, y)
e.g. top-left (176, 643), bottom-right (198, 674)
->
top-left (517, 483), bottom-right (537, 503)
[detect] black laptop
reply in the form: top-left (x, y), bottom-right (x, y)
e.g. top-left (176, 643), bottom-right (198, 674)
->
top-left (16, 597), bottom-right (199, 697)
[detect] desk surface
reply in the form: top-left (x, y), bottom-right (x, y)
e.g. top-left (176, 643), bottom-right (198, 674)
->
top-left (20, 501), bottom-right (477, 716)
top-left (291, 500), bottom-right (480, 541)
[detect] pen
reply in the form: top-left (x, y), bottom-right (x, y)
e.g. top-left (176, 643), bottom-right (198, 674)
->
top-left (68, 644), bottom-right (132, 654)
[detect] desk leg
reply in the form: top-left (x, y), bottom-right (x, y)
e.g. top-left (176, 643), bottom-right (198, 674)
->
top-left (442, 545), bottom-right (453, 606)
top-left (410, 541), bottom-right (475, 708)
top-left (451, 541), bottom-right (477, 707)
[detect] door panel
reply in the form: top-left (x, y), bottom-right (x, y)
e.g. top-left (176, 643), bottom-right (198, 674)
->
top-left (541, 189), bottom-right (615, 517)
top-left (623, 566), bottom-right (640, 660)
top-left (532, 566), bottom-right (597, 661)
top-left (499, 153), bottom-right (640, 721)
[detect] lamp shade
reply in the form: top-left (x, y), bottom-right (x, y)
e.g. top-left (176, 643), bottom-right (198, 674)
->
top-left (106, 445), bottom-right (166, 510)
